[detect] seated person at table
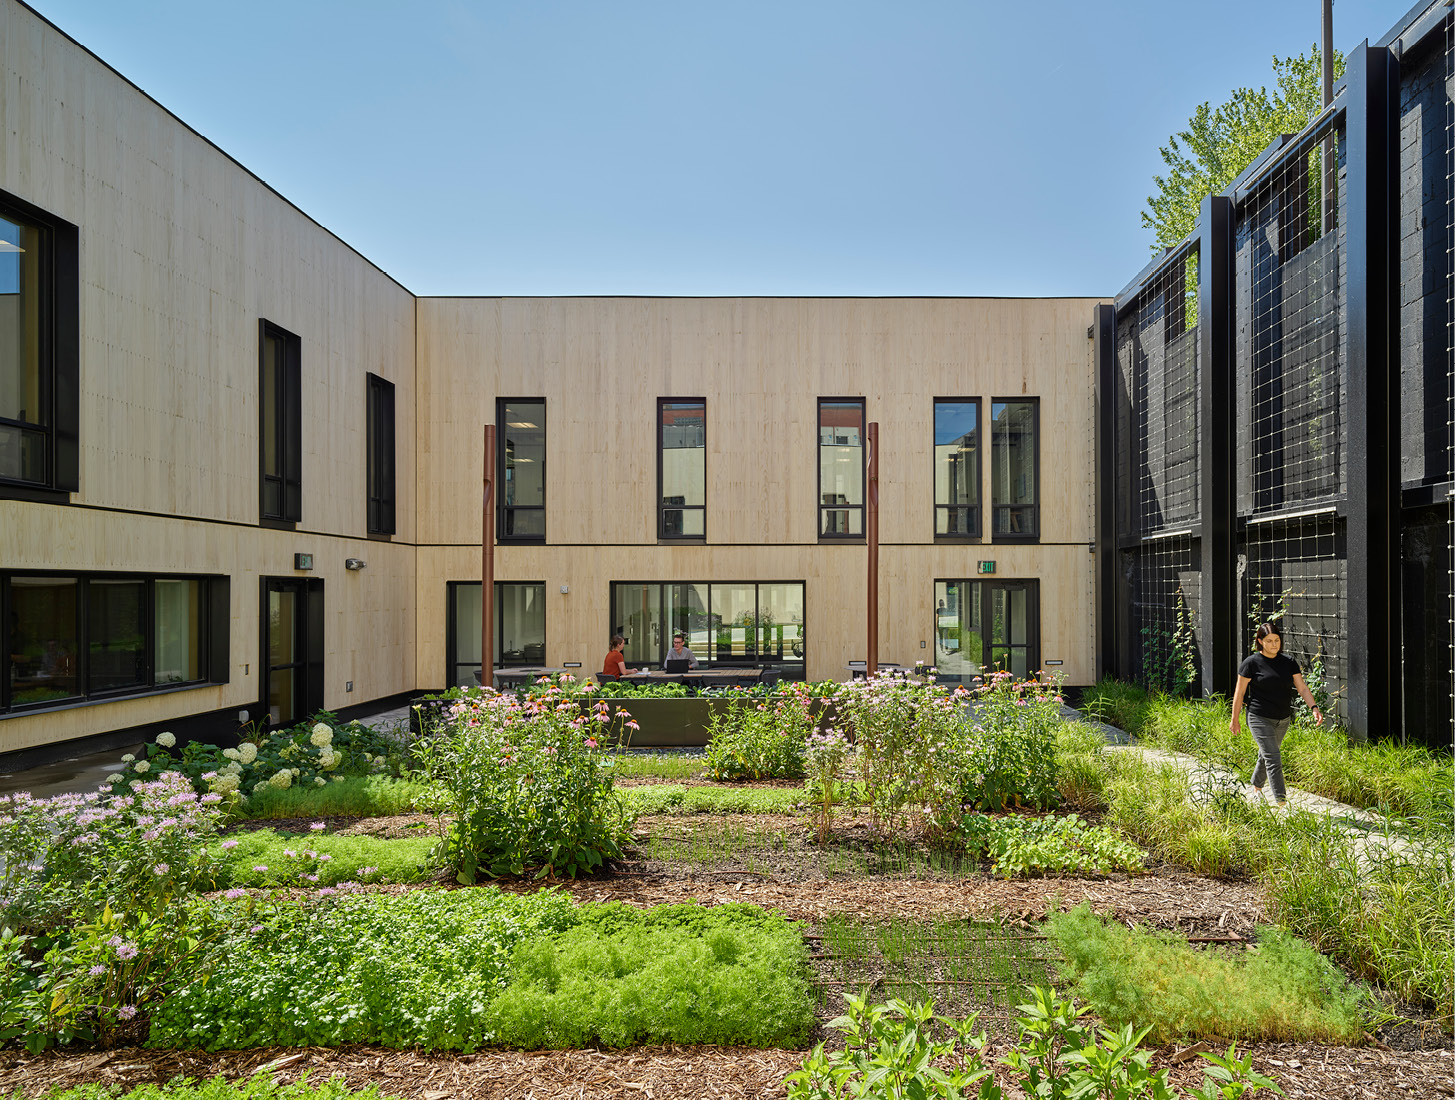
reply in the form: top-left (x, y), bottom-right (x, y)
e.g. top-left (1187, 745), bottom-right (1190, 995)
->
top-left (662, 632), bottom-right (699, 670)
top-left (601, 634), bottom-right (636, 679)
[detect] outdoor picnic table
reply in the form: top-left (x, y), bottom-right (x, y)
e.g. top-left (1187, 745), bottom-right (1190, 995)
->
top-left (485, 666), bottom-right (566, 688)
top-left (613, 669), bottom-right (764, 687)
top-left (845, 661), bottom-right (906, 679)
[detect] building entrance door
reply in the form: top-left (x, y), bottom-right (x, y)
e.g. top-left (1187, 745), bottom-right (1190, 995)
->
top-left (934, 579), bottom-right (1040, 682)
top-left (262, 577), bottom-right (323, 726)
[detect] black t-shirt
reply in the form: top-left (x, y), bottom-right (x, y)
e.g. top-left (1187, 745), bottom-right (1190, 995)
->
top-left (1238, 652), bottom-right (1302, 719)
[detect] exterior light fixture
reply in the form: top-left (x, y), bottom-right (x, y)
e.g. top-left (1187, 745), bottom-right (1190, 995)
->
top-left (345, 558), bottom-right (367, 570)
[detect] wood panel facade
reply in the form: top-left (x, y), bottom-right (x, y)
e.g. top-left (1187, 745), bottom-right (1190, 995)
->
top-left (0, 0), bottom-right (1104, 757)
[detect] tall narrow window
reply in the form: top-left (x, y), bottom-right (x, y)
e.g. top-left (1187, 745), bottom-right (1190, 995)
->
top-left (366, 374), bottom-right (396, 535)
top-left (991, 399), bottom-right (1038, 540)
top-left (260, 321), bottom-right (302, 524)
top-left (498, 399), bottom-right (545, 541)
top-left (818, 399), bottom-right (864, 537)
top-left (658, 400), bottom-right (705, 539)
top-left (0, 192), bottom-right (78, 497)
top-left (934, 399), bottom-right (979, 538)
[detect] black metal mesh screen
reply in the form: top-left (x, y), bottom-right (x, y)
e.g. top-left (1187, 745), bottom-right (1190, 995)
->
top-left (1236, 124), bottom-right (1348, 516)
top-left (1239, 517), bottom-right (1347, 719)
top-left (1114, 247), bottom-right (1204, 692)
top-left (1231, 117), bottom-right (1349, 720)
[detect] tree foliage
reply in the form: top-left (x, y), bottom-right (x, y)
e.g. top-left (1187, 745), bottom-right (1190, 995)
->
top-left (1143, 48), bottom-right (1345, 251)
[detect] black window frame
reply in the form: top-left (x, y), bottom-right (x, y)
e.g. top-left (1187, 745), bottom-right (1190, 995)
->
top-left (366, 373), bottom-right (396, 536)
top-left (657, 398), bottom-right (706, 542)
top-left (446, 580), bottom-right (548, 687)
top-left (607, 580), bottom-right (807, 671)
top-left (933, 397), bottom-right (981, 541)
top-left (259, 320), bottom-right (302, 526)
top-left (0, 188), bottom-right (80, 503)
top-left (1, 571), bottom-right (229, 714)
top-left (497, 398), bottom-right (546, 544)
top-left (817, 397), bottom-right (865, 540)
top-left (990, 397), bottom-right (1040, 543)
top-left (932, 577), bottom-right (1041, 682)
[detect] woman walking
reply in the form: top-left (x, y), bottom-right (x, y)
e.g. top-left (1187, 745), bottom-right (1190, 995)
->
top-left (1229, 623), bottom-right (1323, 806)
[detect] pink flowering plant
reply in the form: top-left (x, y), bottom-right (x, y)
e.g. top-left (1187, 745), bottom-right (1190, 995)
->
top-left (704, 683), bottom-right (817, 780)
top-left (415, 684), bottom-right (634, 881)
top-left (0, 771), bottom-right (227, 927)
top-left (961, 672), bottom-right (1065, 812)
top-left (836, 671), bottom-right (971, 838)
top-left (804, 725), bottom-right (854, 843)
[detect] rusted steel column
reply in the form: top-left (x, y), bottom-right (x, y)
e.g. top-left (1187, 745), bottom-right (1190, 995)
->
top-left (482, 423), bottom-right (496, 688)
top-left (866, 421), bottom-right (879, 678)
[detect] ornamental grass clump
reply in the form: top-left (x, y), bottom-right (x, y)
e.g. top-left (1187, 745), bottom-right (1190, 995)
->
top-left (417, 685), bottom-right (634, 880)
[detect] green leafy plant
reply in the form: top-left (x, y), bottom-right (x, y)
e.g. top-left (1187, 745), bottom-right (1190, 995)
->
top-left (961, 813), bottom-right (1146, 878)
top-left (705, 689), bottom-right (814, 780)
top-left (238, 775), bottom-right (436, 820)
top-left (212, 829), bottom-right (438, 888)
top-left (415, 684), bottom-right (633, 880)
top-left (805, 726), bottom-right (853, 842)
top-left (32, 1072), bottom-right (404, 1100)
top-left (1141, 588), bottom-right (1197, 697)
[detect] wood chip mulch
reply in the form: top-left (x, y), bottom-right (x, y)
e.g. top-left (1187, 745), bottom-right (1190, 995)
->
top-left (2, 1041), bottom-right (1451, 1099)
top-left (501, 872), bottom-right (1267, 938)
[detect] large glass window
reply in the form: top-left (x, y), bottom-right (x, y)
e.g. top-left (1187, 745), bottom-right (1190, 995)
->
top-left (934, 399), bottom-right (979, 538)
top-left (991, 400), bottom-right (1038, 539)
top-left (2, 573), bottom-right (223, 711)
top-left (658, 400), bottom-right (705, 539)
top-left (609, 582), bottom-right (806, 669)
top-left (367, 374), bottom-right (396, 535)
top-left (260, 321), bottom-right (301, 524)
top-left (498, 399), bottom-right (545, 541)
top-left (447, 581), bottom-right (547, 687)
top-left (819, 399), bottom-right (864, 537)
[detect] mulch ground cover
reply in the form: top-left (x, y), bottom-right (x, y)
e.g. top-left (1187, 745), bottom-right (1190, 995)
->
top-left (3, 1039), bottom-right (1450, 1099)
top-left (8, 783), bottom-right (1453, 1099)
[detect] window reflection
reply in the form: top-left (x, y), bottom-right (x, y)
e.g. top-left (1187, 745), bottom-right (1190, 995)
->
top-left (934, 400), bottom-right (979, 537)
top-left (819, 400), bottom-right (864, 536)
top-left (991, 401), bottom-right (1038, 537)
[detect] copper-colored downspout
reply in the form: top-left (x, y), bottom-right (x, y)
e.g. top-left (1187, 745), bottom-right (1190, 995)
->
top-left (866, 421), bottom-right (879, 678)
top-left (482, 423), bottom-right (495, 688)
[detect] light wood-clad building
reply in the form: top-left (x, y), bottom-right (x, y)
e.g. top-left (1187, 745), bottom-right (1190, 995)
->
top-left (0, 0), bottom-right (1104, 760)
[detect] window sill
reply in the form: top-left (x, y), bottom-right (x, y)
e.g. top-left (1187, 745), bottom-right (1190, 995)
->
top-left (0, 481), bottom-right (72, 505)
top-left (259, 517), bottom-right (299, 531)
top-left (498, 536), bottom-right (547, 546)
top-left (990, 534), bottom-right (1041, 545)
top-left (366, 530), bottom-right (394, 542)
top-left (934, 534), bottom-right (983, 544)
top-left (1, 679), bottom-right (227, 720)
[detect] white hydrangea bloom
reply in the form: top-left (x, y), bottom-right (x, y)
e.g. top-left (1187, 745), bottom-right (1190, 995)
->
top-left (133, 760), bottom-right (151, 774)
top-left (106, 773), bottom-right (125, 785)
top-left (223, 748), bottom-right (241, 761)
top-left (238, 743), bottom-right (258, 765)
top-left (290, 767), bottom-right (301, 777)
top-left (121, 754), bottom-right (136, 763)
top-left (268, 770), bottom-right (293, 790)
top-left (212, 773), bottom-right (241, 794)
top-left (156, 732), bottom-right (176, 748)
top-left (314, 776), bottom-right (326, 787)
top-left (310, 723), bottom-right (333, 747)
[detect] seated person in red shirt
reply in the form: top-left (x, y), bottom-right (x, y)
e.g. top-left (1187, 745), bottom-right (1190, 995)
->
top-left (601, 634), bottom-right (636, 680)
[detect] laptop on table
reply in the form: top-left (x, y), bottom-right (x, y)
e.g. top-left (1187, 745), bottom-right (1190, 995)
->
top-left (665, 659), bottom-right (691, 673)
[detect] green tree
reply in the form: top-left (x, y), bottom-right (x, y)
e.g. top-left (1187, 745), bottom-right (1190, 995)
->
top-left (1143, 47), bottom-right (1345, 251)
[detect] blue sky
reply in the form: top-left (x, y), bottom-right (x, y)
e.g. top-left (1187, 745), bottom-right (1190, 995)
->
top-left (29, 0), bottom-right (1415, 297)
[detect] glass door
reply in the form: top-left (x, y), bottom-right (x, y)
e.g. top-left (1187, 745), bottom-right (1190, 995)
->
top-left (263, 578), bottom-right (322, 726)
top-left (934, 579), bottom-right (1039, 683)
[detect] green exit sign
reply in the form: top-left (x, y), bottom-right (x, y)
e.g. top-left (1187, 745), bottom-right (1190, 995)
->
top-left (976, 560), bottom-right (996, 574)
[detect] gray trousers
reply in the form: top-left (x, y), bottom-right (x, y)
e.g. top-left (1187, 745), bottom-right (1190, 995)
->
top-left (1247, 714), bottom-right (1291, 801)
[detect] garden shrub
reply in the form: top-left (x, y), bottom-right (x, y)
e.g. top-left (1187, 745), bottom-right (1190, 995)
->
top-left (704, 688), bottom-right (815, 780)
top-left (149, 888), bottom-right (579, 1050)
top-left (108, 715), bottom-right (403, 808)
top-left (415, 685), bottom-right (633, 880)
top-left (212, 830), bottom-right (438, 888)
top-left (36, 1076), bottom-right (402, 1100)
top-left (1046, 903), bottom-right (1373, 1045)
top-left (959, 675), bottom-right (1063, 812)
top-left (961, 813), bottom-right (1145, 878)
top-left (487, 902), bottom-right (814, 1048)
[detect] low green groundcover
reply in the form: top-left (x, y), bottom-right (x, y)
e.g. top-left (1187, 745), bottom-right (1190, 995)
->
top-left (149, 891), bottom-right (812, 1051)
top-left (35, 1078), bottom-right (396, 1100)
top-left (212, 830), bottom-right (438, 888)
